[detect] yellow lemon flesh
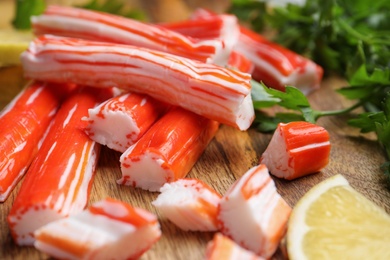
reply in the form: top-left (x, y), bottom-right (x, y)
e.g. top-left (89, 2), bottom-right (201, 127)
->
top-left (0, 28), bottom-right (33, 67)
top-left (287, 174), bottom-right (390, 260)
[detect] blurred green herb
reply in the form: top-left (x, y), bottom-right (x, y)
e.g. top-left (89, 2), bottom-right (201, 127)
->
top-left (13, 0), bottom-right (46, 29)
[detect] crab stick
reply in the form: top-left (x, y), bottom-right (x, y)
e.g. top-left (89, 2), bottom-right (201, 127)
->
top-left (21, 35), bottom-right (254, 130)
top-left (234, 26), bottom-right (323, 94)
top-left (152, 179), bottom-right (221, 231)
top-left (119, 107), bottom-right (220, 192)
top-left (260, 121), bottom-right (331, 180)
top-left (34, 198), bottom-right (161, 260)
top-left (205, 233), bottom-right (265, 260)
top-left (0, 81), bottom-right (72, 202)
top-left (7, 87), bottom-right (112, 246)
top-left (83, 92), bottom-right (170, 153)
top-left (31, 5), bottom-right (230, 66)
top-left (218, 164), bottom-right (291, 258)
top-left (189, 8), bottom-right (323, 94)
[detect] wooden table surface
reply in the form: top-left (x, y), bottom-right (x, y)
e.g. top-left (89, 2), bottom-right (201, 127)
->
top-left (1, 1), bottom-right (390, 259)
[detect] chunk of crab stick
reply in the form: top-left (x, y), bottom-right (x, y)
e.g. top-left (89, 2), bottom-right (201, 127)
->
top-left (234, 26), bottom-right (323, 94)
top-left (205, 233), bottom-right (265, 260)
top-left (152, 178), bottom-right (221, 231)
top-left (34, 198), bottom-right (161, 260)
top-left (31, 5), bottom-right (230, 66)
top-left (217, 164), bottom-right (291, 258)
top-left (227, 51), bottom-right (254, 74)
top-left (0, 81), bottom-right (73, 202)
top-left (7, 87), bottom-right (112, 246)
top-left (260, 121), bottom-right (331, 180)
top-left (119, 107), bottom-right (220, 192)
top-left (83, 92), bottom-right (170, 153)
top-left (21, 35), bottom-right (254, 130)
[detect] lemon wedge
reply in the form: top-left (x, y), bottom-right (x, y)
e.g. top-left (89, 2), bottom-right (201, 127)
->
top-left (287, 174), bottom-right (390, 259)
top-left (0, 28), bottom-right (33, 67)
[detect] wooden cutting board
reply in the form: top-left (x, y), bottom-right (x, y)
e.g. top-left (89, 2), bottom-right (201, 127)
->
top-left (1, 1), bottom-right (390, 259)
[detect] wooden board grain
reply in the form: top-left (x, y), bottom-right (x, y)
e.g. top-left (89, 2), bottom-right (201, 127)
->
top-left (1, 1), bottom-right (390, 259)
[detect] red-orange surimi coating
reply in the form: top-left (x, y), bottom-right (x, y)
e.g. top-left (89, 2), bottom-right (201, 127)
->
top-left (21, 35), bottom-right (254, 130)
top-left (0, 81), bottom-right (73, 202)
top-left (7, 87), bottom-right (113, 246)
top-left (260, 121), bottom-right (331, 180)
top-left (227, 51), bottom-right (255, 74)
top-left (31, 5), bottom-right (231, 66)
top-left (205, 233), bottom-right (265, 260)
top-left (217, 164), bottom-right (291, 258)
top-left (33, 198), bottom-right (161, 260)
top-left (83, 92), bottom-right (170, 153)
top-left (119, 107), bottom-right (220, 192)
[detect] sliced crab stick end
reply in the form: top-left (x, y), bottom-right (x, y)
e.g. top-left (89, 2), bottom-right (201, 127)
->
top-left (260, 121), bottom-right (331, 180)
top-left (119, 107), bottom-right (220, 192)
top-left (205, 233), bottom-right (266, 260)
top-left (227, 51), bottom-right (254, 74)
top-left (21, 35), bottom-right (254, 130)
top-left (31, 5), bottom-right (230, 66)
top-left (34, 198), bottom-right (161, 260)
top-left (0, 81), bottom-right (73, 202)
top-left (218, 164), bottom-right (291, 258)
top-left (152, 178), bottom-right (222, 231)
top-left (234, 26), bottom-right (323, 94)
top-left (83, 92), bottom-right (170, 153)
top-left (7, 87), bottom-right (112, 246)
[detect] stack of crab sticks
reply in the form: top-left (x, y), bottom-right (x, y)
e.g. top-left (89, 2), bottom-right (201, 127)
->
top-left (0, 4), bottom-right (330, 259)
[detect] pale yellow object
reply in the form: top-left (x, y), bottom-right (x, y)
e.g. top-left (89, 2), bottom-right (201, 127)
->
top-left (287, 174), bottom-right (390, 260)
top-left (0, 29), bottom-right (33, 67)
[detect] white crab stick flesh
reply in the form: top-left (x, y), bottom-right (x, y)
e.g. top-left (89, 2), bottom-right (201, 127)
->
top-left (217, 164), bottom-right (291, 258)
top-left (0, 81), bottom-right (73, 202)
top-left (260, 121), bottom-right (331, 180)
top-left (119, 107), bottom-right (220, 192)
top-left (33, 198), bottom-right (161, 260)
top-left (152, 178), bottom-right (222, 231)
top-left (21, 35), bottom-right (254, 131)
top-left (205, 233), bottom-right (266, 260)
top-left (32, 5), bottom-right (230, 66)
top-left (83, 92), bottom-right (170, 153)
top-left (7, 87), bottom-right (112, 246)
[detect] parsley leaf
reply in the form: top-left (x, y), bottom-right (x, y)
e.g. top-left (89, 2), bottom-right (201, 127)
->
top-left (13, 0), bottom-right (46, 30)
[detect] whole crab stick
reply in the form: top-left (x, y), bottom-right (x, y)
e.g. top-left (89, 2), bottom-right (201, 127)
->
top-left (31, 5), bottom-right (230, 66)
top-left (7, 87), bottom-right (112, 246)
top-left (21, 35), bottom-right (254, 130)
top-left (152, 178), bottom-right (222, 231)
top-left (218, 164), bottom-right (291, 258)
top-left (34, 198), bottom-right (161, 260)
top-left (205, 233), bottom-right (265, 260)
top-left (119, 107), bottom-right (220, 192)
top-left (235, 26), bottom-right (323, 94)
top-left (83, 92), bottom-right (170, 153)
top-left (260, 121), bottom-right (331, 180)
top-left (190, 8), bottom-right (323, 94)
top-left (0, 81), bottom-right (72, 202)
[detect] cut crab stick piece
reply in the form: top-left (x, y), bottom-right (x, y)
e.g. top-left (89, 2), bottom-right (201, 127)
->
top-left (205, 233), bottom-right (265, 260)
top-left (21, 35), bottom-right (254, 130)
top-left (227, 51), bottom-right (254, 74)
top-left (152, 178), bottom-right (221, 231)
top-left (7, 87), bottom-right (112, 246)
top-left (0, 81), bottom-right (72, 202)
top-left (83, 92), bottom-right (170, 153)
top-left (234, 26), bottom-right (323, 94)
top-left (34, 198), bottom-right (161, 260)
top-left (119, 107), bottom-right (220, 192)
top-left (260, 121), bottom-right (331, 180)
top-left (218, 164), bottom-right (291, 258)
top-left (31, 5), bottom-right (230, 66)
